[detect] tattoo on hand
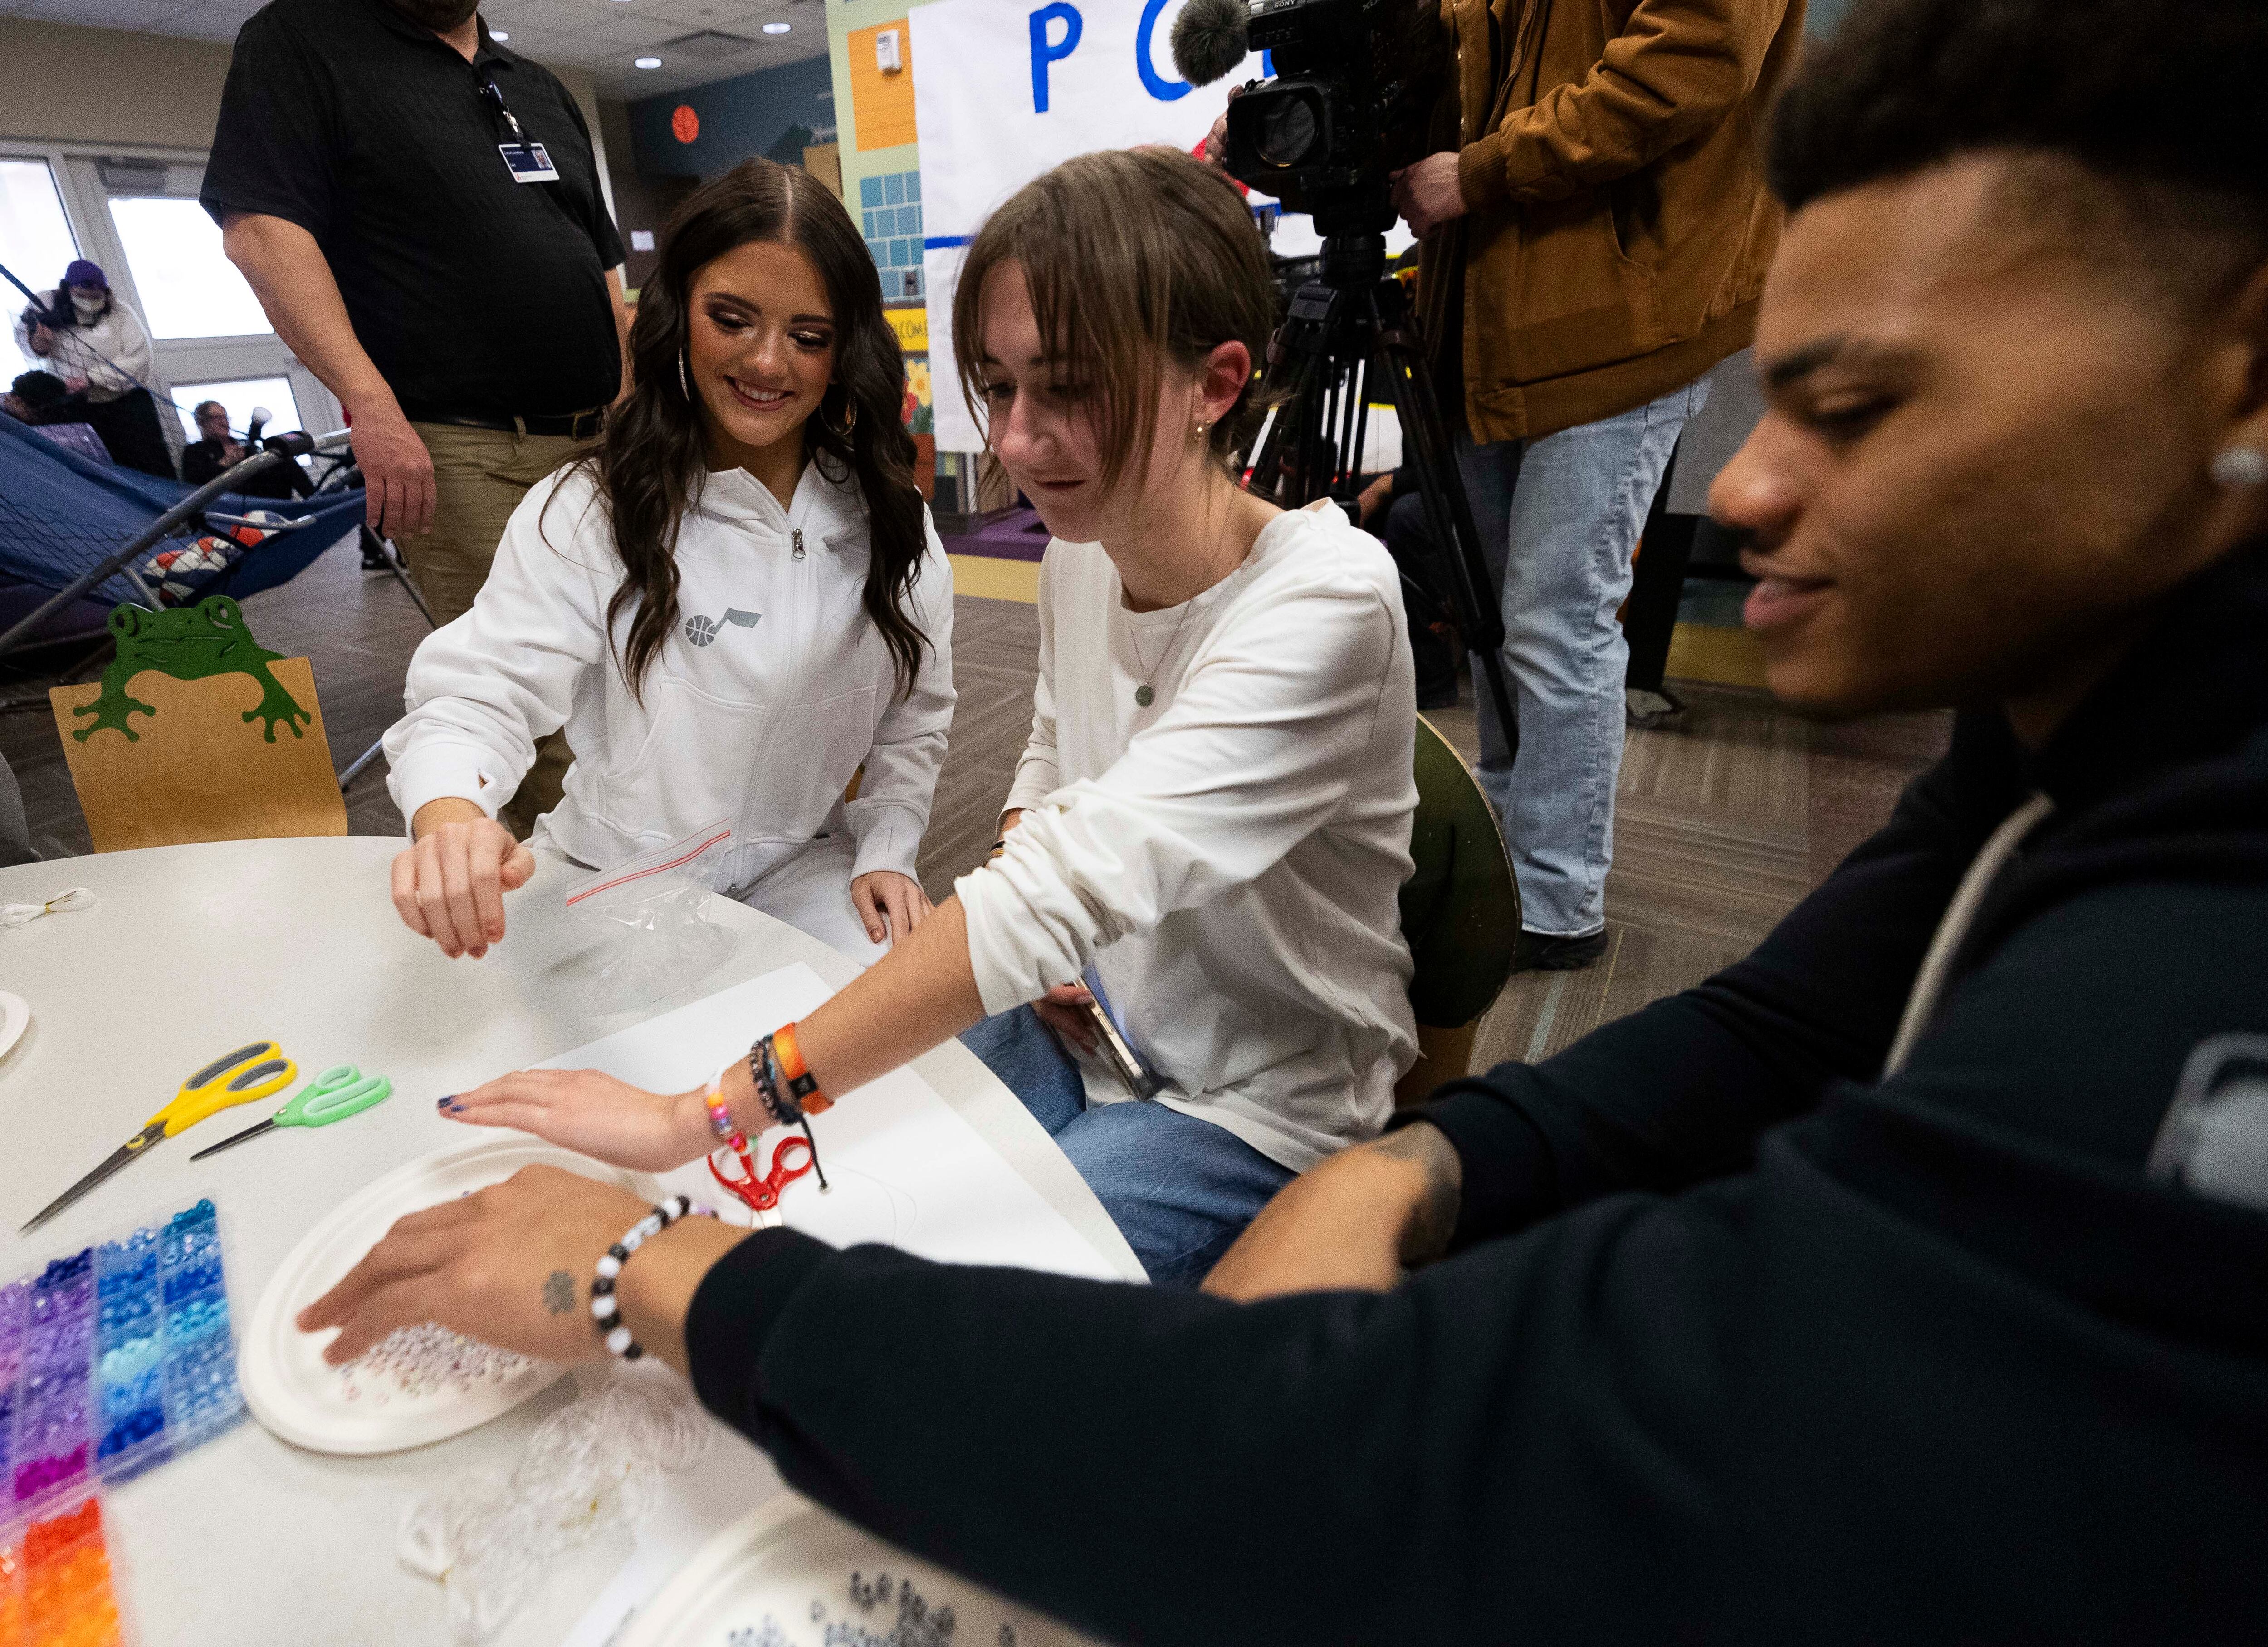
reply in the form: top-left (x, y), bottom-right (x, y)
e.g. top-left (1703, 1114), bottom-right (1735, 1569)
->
top-left (542, 1270), bottom-right (576, 1315)
top-left (1373, 1123), bottom-right (1463, 1268)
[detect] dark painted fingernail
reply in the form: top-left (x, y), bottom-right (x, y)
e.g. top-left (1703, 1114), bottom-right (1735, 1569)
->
top-left (435, 1095), bottom-right (451, 1108)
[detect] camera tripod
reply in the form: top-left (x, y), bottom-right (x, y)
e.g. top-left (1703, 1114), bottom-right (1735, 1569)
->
top-left (1245, 233), bottom-right (1517, 758)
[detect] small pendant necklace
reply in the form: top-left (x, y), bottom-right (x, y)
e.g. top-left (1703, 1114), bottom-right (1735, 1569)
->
top-left (1132, 519), bottom-right (1236, 708)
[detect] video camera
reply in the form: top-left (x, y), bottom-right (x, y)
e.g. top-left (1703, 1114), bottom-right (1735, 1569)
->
top-left (1171, 0), bottom-right (1444, 238)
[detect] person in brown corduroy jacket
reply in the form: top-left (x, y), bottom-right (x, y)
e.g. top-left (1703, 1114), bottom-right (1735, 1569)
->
top-left (1391, 0), bottom-right (1807, 970)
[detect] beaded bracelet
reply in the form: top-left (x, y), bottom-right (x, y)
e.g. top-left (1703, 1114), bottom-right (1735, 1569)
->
top-left (748, 1035), bottom-right (795, 1127)
top-left (703, 1060), bottom-right (741, 1144)
top-left (590, 1194), bottom-right (714, 1361)
top-left (744, 1030), bottom-right (833, 1191)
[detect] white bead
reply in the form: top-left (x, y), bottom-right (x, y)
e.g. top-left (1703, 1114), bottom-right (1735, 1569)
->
top-left (591, 1294), bottom-right (616, 1320)
top-left (595, 1254), bottom-right (621, 1279)
top-left (606, 1325), bottom-right (633, 1355)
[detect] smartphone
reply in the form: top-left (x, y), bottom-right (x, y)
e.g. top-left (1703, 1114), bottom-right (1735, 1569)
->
top-left (1082, 999), bottom-right (1160, 1100)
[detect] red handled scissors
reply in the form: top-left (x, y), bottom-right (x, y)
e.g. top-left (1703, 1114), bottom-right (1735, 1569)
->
top-left (709, 1131), bottom-right (822, 1221)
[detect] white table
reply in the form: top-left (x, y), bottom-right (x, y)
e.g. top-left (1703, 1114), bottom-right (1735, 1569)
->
top-left (0, 838), bottom-right (1138, 1646)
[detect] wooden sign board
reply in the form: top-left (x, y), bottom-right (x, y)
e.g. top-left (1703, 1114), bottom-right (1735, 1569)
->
top-left (52, 656), bottom-right (348, 853)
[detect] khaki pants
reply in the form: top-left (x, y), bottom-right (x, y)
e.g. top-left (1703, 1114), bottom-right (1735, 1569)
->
top-left (397, 422), bottom-right (583, 838)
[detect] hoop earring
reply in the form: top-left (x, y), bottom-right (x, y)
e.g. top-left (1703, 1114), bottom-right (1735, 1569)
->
top-left (677, 349), bottom-right (691, 401)
top-left (836, 393), bottom-right (857, 436)
top-left (2211, 445), bottom-right (2268, 490)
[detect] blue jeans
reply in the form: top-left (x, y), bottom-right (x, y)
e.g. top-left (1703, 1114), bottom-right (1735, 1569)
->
top-left (959, 1005), bottom-right (1296, 1287)
top-left (1457, 379), bottom-right (1711, 936)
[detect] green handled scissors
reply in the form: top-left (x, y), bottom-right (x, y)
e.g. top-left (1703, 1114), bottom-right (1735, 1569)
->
top-left (188, 1065), bottom-right (394, 1161)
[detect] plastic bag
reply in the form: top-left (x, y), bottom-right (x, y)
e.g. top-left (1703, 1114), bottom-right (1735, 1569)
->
top-left (565, 817), bottom-right (735, 1010)
top-left (397, 1368), bottom-right (713, 1643)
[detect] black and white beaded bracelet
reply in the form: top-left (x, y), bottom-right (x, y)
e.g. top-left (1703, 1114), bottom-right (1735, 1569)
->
top-left (590, 1194), bottom-right (714, 1360)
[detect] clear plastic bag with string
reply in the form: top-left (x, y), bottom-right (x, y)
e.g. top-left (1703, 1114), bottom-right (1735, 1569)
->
top-left (564, 818), bottom-right (735, 1010)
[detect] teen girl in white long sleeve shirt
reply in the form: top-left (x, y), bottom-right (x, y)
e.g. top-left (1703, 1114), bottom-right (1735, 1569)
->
top-left (385, 158), bottom-right (953, 963)
top-left (415, 149), bottom-right (1419, 1287)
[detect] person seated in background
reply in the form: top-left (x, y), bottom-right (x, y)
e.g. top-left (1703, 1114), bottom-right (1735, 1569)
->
top-left (1, 371), bottom-right (110, 467)
top-left (382, 157), bottom-right (953, 965)
top-left (381, 148), bottom-right (1418, 1285)
top-left (1354, 467), bottom-right (1460, 708)
top-left (179, 398), bottom-right (312, 499)
top-left (299, 0), bottom-right (2268, 1634)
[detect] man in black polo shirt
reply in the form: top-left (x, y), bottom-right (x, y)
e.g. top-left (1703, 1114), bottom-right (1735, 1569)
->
top-left (203, 0), bottom-right (628, 833)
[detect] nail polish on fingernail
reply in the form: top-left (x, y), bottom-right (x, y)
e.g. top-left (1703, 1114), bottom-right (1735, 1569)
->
top-left (447, 1103), bottom-right (465, 1113)
top-left (435, 1095), bottom-right (452, 1108)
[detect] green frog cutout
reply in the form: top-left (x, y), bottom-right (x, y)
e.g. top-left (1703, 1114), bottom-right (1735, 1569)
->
top-left (73, 597), bottom-right (312, 744)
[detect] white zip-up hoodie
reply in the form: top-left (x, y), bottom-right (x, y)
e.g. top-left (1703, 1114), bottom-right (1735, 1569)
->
top-left (384, 459), bottom-right (955, 900)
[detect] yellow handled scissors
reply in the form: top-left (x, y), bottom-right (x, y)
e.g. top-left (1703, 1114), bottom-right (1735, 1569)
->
top-left (21, 1040), bottom-right (297, 1233)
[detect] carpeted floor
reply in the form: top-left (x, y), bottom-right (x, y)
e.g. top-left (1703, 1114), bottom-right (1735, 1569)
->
top-left (0, 528), bottom-right (1950, 1072)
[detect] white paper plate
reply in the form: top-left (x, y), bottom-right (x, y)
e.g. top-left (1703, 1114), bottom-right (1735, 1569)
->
top-left (618, 1493), bottom-right (1099, 1647)
top-left (0, 991), bottom-right (26, 1064)
top-left (240, 1134), bottom-right (662, 1455)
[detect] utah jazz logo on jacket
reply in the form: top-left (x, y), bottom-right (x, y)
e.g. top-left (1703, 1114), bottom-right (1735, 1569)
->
top-left (685, 608), bottom-right (761, 647)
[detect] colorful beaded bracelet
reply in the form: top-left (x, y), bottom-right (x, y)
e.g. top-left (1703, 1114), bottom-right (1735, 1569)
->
top-left (703, 1061), bottom-right (741, 1144)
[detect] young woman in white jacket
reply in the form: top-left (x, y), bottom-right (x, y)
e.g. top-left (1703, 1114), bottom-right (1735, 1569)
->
top-left (384, 158), bottom-right (954, 963)
top-left (348, 150), bottom-right (1417, 1289)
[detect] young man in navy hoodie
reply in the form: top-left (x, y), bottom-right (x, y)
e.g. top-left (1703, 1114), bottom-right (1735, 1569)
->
top-left (306, 0), bottom-right (2268, 1638)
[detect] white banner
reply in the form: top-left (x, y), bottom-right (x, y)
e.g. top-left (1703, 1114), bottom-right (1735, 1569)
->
top-left (912, 0), bottom-right (1406, 452)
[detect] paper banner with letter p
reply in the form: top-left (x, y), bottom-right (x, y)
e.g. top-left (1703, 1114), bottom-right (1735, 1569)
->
top-left (912, 0), bottom-right (1271, 451)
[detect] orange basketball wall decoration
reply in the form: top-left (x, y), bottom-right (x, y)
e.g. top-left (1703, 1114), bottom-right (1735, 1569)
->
top-left (671, 104), bottom-right (700, 144)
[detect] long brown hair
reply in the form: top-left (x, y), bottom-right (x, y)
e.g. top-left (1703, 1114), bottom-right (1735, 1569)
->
top-left (951, 148), bottom-right (1280, 498)
top-left (561, 158), bottom-right (931, 699)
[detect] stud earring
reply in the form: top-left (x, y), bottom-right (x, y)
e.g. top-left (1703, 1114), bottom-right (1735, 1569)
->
top-left (677, 349), bottom-right (691, 401)
top-left (2210, 445), bottom-right (2268, 490)
top-left (1193, 418), bottom-right (1209, 443)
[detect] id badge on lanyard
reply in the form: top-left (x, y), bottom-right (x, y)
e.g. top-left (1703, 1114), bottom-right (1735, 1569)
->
top-left (480, 75), bottom-right (558, 183)
top-left (499, 141), bottom-right (559, 183)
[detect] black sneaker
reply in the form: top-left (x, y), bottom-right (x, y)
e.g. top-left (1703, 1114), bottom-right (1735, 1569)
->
top-left (1513, 928), bottom-right (1609, 972)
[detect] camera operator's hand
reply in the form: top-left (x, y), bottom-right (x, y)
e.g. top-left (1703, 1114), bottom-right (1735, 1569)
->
top-left (26, 323), bottom-right (53, 356)
top-left (1201, 84), bottom-right (1245, 169)
top-left (1390, 153), bottom-right (1470, 238)
top-left (349, 395), bottom-right (436, 539)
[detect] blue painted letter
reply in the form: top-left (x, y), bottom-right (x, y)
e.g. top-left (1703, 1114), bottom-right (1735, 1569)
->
top-left (1029, 2), bottom-right (1083, 113)
top-left (1135, 0), bottom-right (1190, 100)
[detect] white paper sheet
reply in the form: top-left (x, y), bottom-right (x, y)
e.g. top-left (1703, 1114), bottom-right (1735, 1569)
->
top-left (545, 964), bottom-right (1124, 1646)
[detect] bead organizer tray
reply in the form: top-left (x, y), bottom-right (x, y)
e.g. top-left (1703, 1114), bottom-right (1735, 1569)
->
top-left (0, 1495), bottom-right (125, 1647)
top-left (0, 1200), bottom-right (243, 1529)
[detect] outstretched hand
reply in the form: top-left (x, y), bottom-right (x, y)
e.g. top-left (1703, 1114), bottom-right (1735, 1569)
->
top-left (439, 1068), bottom-right (716, 1172)
top-left (297, 1164), bottom-right (744, 1371)
top-left (393, 807), bottom-right (537, 959)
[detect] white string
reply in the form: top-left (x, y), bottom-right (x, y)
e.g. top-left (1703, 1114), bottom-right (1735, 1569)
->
top-left (397, 1368), bottom-right (713, 1644)
top-left (1882, 792), bottom-right (2055, 1078)
top-left (0, 887), bottom-right (96, 929)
